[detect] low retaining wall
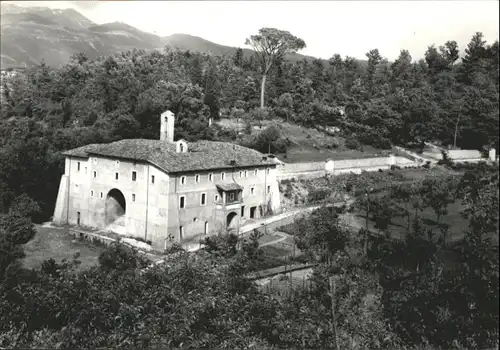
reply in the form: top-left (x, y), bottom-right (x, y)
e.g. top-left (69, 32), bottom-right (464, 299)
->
top-left (69, 228), bottom-right (116, 246)
top-left (69, 228), bottom-right (162, 257)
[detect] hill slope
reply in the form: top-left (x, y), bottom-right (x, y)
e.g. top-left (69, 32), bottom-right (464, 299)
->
top-left (1, 3), bottom-right (320, 69)
top-left (161, 33), bottom-right (317, 63)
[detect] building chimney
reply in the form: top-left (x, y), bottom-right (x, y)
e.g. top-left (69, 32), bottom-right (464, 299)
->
top-left (160, 110), bottom-right (175, 142)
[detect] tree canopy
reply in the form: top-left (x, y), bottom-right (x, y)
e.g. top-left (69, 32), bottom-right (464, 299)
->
top-left (245, 28), bottom-right (306, 108)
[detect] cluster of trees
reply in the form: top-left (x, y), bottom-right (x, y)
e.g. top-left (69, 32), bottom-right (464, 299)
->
top-left (293, 163), bottom-right (499, 349)
top-left (0, 163), bottom-right (497, 348)
top-left (0, 29), bottom-right (498, 221)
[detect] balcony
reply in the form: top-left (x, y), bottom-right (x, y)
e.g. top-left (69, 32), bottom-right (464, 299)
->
top-left (215, 183), bottom-right (243, 209)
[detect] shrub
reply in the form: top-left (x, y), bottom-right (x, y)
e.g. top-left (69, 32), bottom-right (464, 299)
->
top-left (437, 150), bottom-right (454, 166)
top-left (216, 127), bottom-right (238, 141)
top-left (250, 107), bottom-right (271, 127)
top-left (98, 243), bottom-right (150, 270)
top-left (251, 125), bottom-right (289, 154)
top-left (244, 120), bottom-right (252, 134)
top-left (358, 130), bottom-right (392, 149)
top-left (307, 188), bottom-right (331, 203)
top-left (345, 137), bottom-right (361, 150)
top-left (201, 233), bottom-right (238, 257)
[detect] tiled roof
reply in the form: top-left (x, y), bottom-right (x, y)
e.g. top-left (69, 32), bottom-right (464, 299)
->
top-left (62, 139), bottom-right (276, 173)
top-left (216, 182), bottom-right (243, 191)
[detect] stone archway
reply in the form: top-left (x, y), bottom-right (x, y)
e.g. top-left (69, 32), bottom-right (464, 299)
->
top-left (105, 188), bottom-right (126, 226)
top-left (226, 211), bottom-right (238, 230)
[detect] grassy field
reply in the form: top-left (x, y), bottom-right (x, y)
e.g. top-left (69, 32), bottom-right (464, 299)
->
top-left (216, 118), bottom-right (391, 163)
top-left (23, 224), bottom-right (105, 271)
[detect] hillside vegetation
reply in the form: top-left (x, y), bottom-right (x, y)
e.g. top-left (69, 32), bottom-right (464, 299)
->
top-left (0, 19), bottom-right (498, 349)
top-left (217, 118), bottom-right (393, 162)
top-left (0, 28), bottom-right (498, 223)
top-left (1, 162), bottom-right (497, 349)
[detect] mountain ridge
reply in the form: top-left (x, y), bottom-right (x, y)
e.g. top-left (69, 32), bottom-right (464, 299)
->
top-left (0, 3), bottom-right (334, 69)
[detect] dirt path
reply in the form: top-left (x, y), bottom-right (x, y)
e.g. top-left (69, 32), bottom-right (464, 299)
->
top-left (258, 232), bottom-right (287, 247)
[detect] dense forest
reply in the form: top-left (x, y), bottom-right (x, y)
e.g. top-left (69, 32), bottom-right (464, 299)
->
top-left (0, 28), bottom-right (499, 349)
top-left (0, 30), bottom-right (498, 221)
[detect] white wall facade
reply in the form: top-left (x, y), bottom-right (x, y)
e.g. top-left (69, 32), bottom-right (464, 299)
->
top-left (53, 155), bottom-right (280, 251)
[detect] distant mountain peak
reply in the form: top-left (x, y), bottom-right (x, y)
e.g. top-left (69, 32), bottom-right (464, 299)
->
top-left (1, 4), bottom-right (319, 69)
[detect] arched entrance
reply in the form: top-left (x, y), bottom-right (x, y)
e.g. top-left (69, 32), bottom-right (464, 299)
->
top-left (226, 212), bottom-right (238, 230)
top-left (105, 189), bottom-right (126, 226)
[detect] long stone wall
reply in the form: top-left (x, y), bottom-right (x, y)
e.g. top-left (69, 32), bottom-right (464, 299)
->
top-left (422, 143), bottom-right (497, 162)
top-left (423, 150), bottom-right (484, 161)
top-left (276, 155), bottom-right (418, 181)
top-left (280, 162), bottom-right (325, 174)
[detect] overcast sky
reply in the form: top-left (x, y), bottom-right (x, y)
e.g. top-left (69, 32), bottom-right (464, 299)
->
top-left (5, 1), bottom-right (500, 61)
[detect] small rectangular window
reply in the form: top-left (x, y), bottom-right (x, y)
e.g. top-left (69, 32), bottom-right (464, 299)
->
top-left (201, 193), bottom-right (206, 205)
top-left (93, 171), bottom-right (97, 178)
top-left (179, 226), bottom-right (184, 240)
top-left (204, 221), bottom-right (208, 235)
top-left (132, 194), bottom-right (136, 202)
top-left (132, 171), bottom-right (137, 181)
top-left (208, 173), bottom-right (213, 182)
top-left (179, 196), bottom-right (185, 209)
top-left (90, 190), bottom-right (94, 197)
top-left (181, 176), bottom-right (186, 185)
top-left (151, 175), bottom-right (155, 184)
top-left (214, 194), bottom-right (219, 202)
top-left (115, 172), bottom-right (119, 180)
top-left (229, 192), bottom-right (235, 201)
top-left (115, 160), bottom-right (120, 168)
top-left (77, 162), bottom-right (81, 171)
top-left (241, 206), bottom-right (245, 217)
top-left (100, 192), bottom-right (103, 199)
top-left (250, 187), bottom-right (255, 195)
top-left (267, 185), bottom-right (271, 194)
top-left (244, 170), bottom-right (248, 178)
top-left (195, 174), bottom-right (200, 183)
top-left (266, 168), bottom-right (270, 175)
top-left (254, 169), bottom-right (258, 176)
top-left (239, 171), bottom-right (243, 178)
top-left (221, 172), bottom-right (226, 180)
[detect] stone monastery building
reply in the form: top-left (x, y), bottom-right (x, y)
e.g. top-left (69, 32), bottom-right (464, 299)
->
top-left (53, 111), bottom-right (281, 250)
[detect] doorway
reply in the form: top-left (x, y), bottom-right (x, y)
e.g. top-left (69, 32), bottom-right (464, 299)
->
top-left (250, 206), bottom-right (257, 219)
top-left (226, 212), bottom-right (238, 229)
